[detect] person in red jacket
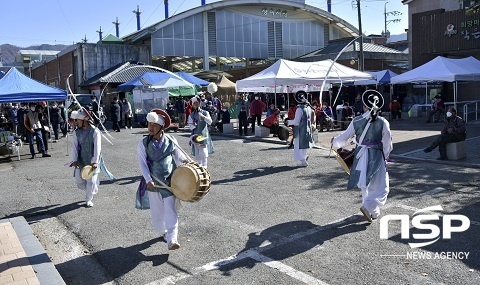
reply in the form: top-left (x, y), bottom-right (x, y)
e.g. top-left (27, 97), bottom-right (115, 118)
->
top-left (262, 108), bottom-right (280, 136)
top-left (249, 95), bottom-right (266, 133)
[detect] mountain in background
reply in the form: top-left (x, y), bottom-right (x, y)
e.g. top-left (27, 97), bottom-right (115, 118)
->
top-left (0, 44), bottom-right (70, 62)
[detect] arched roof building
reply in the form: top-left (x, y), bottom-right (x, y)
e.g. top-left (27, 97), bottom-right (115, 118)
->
top-left (122, 0), bottom-right (360, 71)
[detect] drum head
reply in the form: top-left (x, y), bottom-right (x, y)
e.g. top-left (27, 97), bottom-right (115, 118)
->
top-left (278, 126), bottom-right (290, 141)
top-left (171, 162), bottom-right (211, 202)
top-left (80, 165), bottom-right (94, 180)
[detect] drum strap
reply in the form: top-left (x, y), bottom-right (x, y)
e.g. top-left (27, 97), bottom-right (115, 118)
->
top-left (354, 118), bottom-right (372, 160)
top-left (164, 134), bottom-right (194, 163)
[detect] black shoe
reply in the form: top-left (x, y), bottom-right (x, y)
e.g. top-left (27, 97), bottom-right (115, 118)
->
top-left (42, 153), bottom-right (51, 157)
top-left (423, 147), bottom-right (433, 153)
top-left (437, 156), bottom-right (448, 160)
top-left (116, 130), bottom-right (121, 132)
top-left (30, 155), bottom-right (35, 159)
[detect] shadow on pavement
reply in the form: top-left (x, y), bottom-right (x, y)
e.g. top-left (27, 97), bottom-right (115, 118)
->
top-left (217, 219), bottom-right (367, 276)
top-left (4, 202), bottom-right (85, 220)
top-left (56, 237), bottom-right (169, 284)
top-left (213, 165), bottom-right (297, 185)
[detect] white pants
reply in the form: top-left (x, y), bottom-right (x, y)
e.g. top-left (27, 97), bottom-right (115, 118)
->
top-left (74, 169), bottom-right (99, 203)
top-left (360, 165), bottom-right (389, 217)
top-left (193, 145), bottom-right (208, 167)
top-left (148, 192), bottom-right (178, 243)
top-left (293, 137), bottom-right (307, 163)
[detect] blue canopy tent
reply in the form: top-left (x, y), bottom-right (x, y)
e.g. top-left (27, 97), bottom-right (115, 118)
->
top-left (0, 68), bottom-right (66, 103)
top-left (174, 72), bottom-right (209, 86)
top-left (375, 69), bottom-right (398, 84)
top-left (117, 72), bottom-right (178, 92)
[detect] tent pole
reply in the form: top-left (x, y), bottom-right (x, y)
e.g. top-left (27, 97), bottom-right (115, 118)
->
top-left (389, 84), bottom-right (393, 121)
top-left (454, 81), bottom-right (457, 111)
top-left (274, 80), bottom-right (277, 108)
top-left (425, 82), bottom-right (428, 116)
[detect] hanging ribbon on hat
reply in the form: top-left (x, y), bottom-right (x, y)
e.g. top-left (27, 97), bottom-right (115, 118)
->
top-left (66, 74), bottom-right (114, 145)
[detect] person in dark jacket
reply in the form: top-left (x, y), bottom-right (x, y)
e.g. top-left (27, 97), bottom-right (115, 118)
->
top-left (110, 98), bottom-right (121, 132)
top-left (17, 103), bottom-right (27, 141)
top-left (49, 102), bottom-right (64, 141)
top-left (423, 107), bottom-right (466, 160)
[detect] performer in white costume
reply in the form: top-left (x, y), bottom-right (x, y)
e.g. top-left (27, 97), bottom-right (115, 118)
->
top-left (332, 90), bottom-right (392, 222)
top-left (70, 109), bottom-right (114, 207)
top-left (288, 91), bottom-right (315, 167)
top-left (187, 95), bottom-right (214, 167)
top-left (137, 109), bottom-right (187, 250)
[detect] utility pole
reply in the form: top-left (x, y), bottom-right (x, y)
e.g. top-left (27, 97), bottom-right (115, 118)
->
top-left (354, 0), bottom-right (364, 71)
top-left (383, 2), bottom-right (402, 39)
top-left (82, 35), bottom-right (88, 43)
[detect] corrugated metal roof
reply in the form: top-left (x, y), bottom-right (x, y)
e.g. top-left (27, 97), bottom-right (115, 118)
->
top-left (80, 61), bottom-right (166, 86)
top-left (17, 50), bottom-right (60, 55)
top-left (300, 41), bottom-right (403, 59)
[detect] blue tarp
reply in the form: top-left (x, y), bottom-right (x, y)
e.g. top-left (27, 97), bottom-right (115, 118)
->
top-left (0, 68), bottom-right (67, 103)
top-left (117, 72), bottom-right (178, 92)
top-left (174, 72), bottom-right (209, 86)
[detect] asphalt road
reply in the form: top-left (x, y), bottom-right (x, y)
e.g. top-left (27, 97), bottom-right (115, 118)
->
top-left (1, 126), bottom-right (479, 285)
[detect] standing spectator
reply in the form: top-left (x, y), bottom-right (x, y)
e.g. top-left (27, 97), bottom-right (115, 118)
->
top-left (388, 98), bottom-right (402, 120)
top-left (122, 98), bottom-right (133, 129)
top-left (49, 102), bottom-right (64, 142)
top-left (353, 95), bottom-right (364, 116)
top-left (217, 104), bottom-right (231, 133)
top-left (10, 103), bottom-right (19, 134)
top-left (37, 104), bottom-right (49, 154)
top-left (249, 94), bottom-right (266, 134)
top-left (110, 98), bottom-right (121, 132)
top-left (212, 95), bottom-right (222, 110)
top-left (287, 101), bottom-right (297, 121)
top-left (235, 94), bottom-right (250, 136)
top-left (24, 102), bottom-right (50, 159)
top-left (59, 101), bottom-right (68, 136)
top-left (17, 103), bottom-right (27, 141)
top-left (426, 94), bottom-right (445, 123)
top-left (175, 96), bottom-right (187, 128)
top-left (423, 107), bottom-right (466, 160)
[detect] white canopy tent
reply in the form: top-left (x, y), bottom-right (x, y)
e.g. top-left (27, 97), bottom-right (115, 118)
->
top-left (390, 56), bottom-right (480, 108)
top-left (235, 59), bottom-right (373, 93)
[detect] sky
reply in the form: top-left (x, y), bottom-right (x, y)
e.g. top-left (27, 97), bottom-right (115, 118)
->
top-left (0, 0), bottom-right (408, 47)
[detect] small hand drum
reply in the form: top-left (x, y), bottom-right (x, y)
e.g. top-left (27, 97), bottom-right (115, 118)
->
top-left (333, 148), bottom-right (355, 175)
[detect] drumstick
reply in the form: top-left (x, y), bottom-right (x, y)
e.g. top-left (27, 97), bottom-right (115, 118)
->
top-left (151, 173), bottom-right (175, 191)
